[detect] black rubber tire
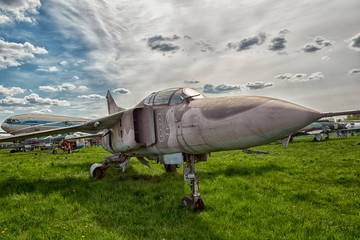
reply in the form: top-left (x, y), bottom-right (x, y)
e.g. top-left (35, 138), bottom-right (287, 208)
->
top-left (93, 167), bottom-right (104, 179)
top-left (182, 196), bottom-right (192, 207)
top-left (193, 197), bottom-right (205, 212)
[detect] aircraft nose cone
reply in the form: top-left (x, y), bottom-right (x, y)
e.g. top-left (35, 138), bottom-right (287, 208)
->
top-left (198, 96), bottom-right (322, 133)
top-left (260, 98), bottom-right (322, 135)
top-left (1, 122), bottom-right (9, 133)
top-left (192, 96), bottom-right (323, 149)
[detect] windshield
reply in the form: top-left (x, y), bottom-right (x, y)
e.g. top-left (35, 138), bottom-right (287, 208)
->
top-left (183, 88), bottom-right (205, 99)
top-left (143, 87), bottom-right (205, 106)
top-left (4, 118), bottom-right (20, 124)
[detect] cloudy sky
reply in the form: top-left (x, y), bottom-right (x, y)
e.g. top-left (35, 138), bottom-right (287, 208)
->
top-left (0, 0), bottom-right (359, 123)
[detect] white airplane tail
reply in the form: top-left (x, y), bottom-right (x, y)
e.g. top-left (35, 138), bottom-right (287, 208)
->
top-left (106, 90), bottom-right (125, 114)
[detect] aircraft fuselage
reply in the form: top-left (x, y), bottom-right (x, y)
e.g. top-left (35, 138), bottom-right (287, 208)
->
top-left (1, 113), bottom-right (90, 135)
top-left (103, 95), bottom-right (322, 157)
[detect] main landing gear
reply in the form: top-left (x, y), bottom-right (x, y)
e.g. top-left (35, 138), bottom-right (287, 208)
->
top-left (90, 152), bottom-right (207, 212)
top-left (90, 154), bottom-right (151, 179)
top-left (182, 154), bottom-right (206, 212)
top-left (90, 154), bottom-right (130, 179)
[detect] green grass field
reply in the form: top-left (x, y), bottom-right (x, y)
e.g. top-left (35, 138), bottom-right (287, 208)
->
top-left (1, 135), bottom-right (359, 239)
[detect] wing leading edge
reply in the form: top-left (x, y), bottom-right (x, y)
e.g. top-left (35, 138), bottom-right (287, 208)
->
top-left (0, 111), bottom-right (124, 143)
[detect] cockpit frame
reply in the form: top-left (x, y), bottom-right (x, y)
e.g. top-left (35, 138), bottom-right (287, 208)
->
top-left (143, 88), bottom-right (205, 107)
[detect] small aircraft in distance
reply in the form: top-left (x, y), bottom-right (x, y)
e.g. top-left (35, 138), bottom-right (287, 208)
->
top-left (344, 121), bottom-right (360, 131)
top-left (1, 113), bottom-right (90, 135)
top-left (1, 87), bottom-right (359, 211)
top-left (343, 121), bottom-right (360, 136)
top-left (291, 118), bottom-right (347, 141)
top-left (0, 132), bottom-right (99, 153)
top-left (0, 113), bottom-right (100, 153)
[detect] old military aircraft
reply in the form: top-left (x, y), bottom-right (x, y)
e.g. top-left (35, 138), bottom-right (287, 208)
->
top-left (1, 87), bottom-right (359, 211)
top-left (0, 113), bottom-right (99, 153)
top-left (291, 118), bottom-right (347, 141)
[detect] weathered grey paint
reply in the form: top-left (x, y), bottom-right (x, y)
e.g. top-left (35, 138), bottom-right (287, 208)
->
top-left (104, 89), bottom-right (322, 158)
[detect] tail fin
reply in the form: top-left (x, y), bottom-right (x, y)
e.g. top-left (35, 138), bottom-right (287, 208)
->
top-left (106, 90), bottom-right (125, 114)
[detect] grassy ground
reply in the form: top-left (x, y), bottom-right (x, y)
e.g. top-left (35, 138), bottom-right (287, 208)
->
top-left (0, 135), bottom-right (359, 239)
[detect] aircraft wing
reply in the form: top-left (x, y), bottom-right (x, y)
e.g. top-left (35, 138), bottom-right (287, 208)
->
top-left (306, 129), bottom-right (324, 135)
top-left (0, 141), bottom-right (24, 150)
top-left (0, 111), bottom-right (124, 143)
top-left (64, 132), bottom-right (103, 141)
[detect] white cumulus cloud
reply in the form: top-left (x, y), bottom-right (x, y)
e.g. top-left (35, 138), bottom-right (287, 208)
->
top-left (0, 85), bottom-right (25, 96)
top-left (37, 66), bottom-right (59, 72)
top-left (31, 108), bottom-right (53, 114)
top-left (39, 83), bottom-right (87, 92)
top-left (113, 88), bottom-right (131, 95)
top-left (275, 72), bottom-right (324, 82)
top-left (348, 68), bottom-right (360, 75)
top-left (0, 93), bottom-right (69, 107)
top-left (347, 32), bottom-right (360, 52)
top-left (245, 82), bottom-right (273, 90)
top-left (78, 94), bottom-right (105, 99)
top-left (0, 0), bottom-right (41, 24)
top-left (0, 39), bottom-right (48, 70)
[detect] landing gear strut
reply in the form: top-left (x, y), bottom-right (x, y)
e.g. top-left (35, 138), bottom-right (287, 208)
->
top-left (90, 154), bottom-right (130, 179)
top-left (182, 154), bottom-right (205, 212)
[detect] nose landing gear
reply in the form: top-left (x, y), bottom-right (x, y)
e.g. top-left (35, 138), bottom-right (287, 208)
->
top-left (182, 154), bottom-right (206, 212)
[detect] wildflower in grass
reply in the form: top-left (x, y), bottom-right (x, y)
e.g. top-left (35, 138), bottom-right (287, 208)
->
top-left (1, 231), bottom-right (4, 234)
top-left (73, 189), bottom-right (76, 192)
top-left (82, 235), bottom-right (85, 238)
top-left (85, 225), bottom-right (88, 228)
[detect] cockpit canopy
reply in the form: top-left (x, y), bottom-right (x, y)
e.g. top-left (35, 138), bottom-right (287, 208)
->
top-left (142, 88), bottom-right (205, 106)
top-left (4, 118), bottom-right (20, 124)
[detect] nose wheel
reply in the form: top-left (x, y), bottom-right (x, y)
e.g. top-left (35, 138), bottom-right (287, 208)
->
top-left (183, 154), bottom-right (205, 212)
top-left (182, 196), bottom-right (205, 212)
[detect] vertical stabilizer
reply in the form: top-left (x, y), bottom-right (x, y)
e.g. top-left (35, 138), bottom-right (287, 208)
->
top-left (106, 90), bottom-right (125, 114)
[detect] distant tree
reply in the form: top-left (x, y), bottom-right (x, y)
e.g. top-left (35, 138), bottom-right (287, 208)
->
top-left (343, 114), bottom-right (360, 121)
